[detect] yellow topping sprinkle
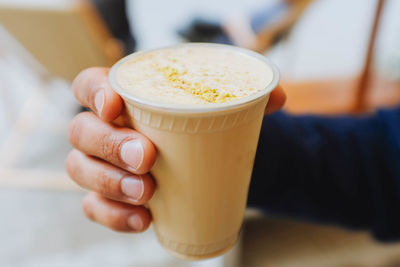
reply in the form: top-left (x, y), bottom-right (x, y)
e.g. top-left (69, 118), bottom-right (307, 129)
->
top-left (157, 66), bottom-right (237, 103)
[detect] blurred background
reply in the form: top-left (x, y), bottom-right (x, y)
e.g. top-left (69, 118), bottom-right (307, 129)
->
top-left (1, 0), bottom-right (400, 266)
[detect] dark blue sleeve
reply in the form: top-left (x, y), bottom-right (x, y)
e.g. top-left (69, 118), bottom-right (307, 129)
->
top-left (248, 107), bottom-right (400, 241)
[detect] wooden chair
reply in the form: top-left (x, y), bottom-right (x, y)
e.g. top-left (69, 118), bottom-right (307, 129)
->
top-left (223, 0), bottom-right (314, 53)
top-left (254, 0), bottom-right (315, 53)
top-left (0, 0), bottom-right (123, 190)
top-left (281, 0), bottom-right (400, 115)
top-left (0, 0), bottom-right (123, 81)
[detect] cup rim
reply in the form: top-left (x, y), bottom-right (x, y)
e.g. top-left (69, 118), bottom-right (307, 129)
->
top-left (108, 43), bottom-right (280, 114)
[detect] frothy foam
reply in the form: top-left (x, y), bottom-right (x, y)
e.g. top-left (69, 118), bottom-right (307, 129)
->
top-left (116, 46), bottom-right (273, 105)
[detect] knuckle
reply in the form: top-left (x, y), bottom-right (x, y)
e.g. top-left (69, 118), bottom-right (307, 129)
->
top-left (65, 150), bottom-right (78, 178)
top-left (68, 112), bottom-right (88, 146)
top-left (71, 70), bottom-right (85, 97)
top-left (99, 133), bottom-right (125, 163)
top-left (82, 196), bottom-right (95, 221)
top-left (72, 68), bottom-right (96, 97)
top-left (107, 209), bottom-right (126, 231)
top-left (72, 67), bottom-right (107, 106)
top-left (95, 169), bottom-right (114, 196)
top-left (65, 150), bottom-right (86, 187)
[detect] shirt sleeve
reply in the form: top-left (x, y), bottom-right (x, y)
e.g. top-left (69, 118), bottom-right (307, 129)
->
top-left (248, 107), bottom-right (400, 241)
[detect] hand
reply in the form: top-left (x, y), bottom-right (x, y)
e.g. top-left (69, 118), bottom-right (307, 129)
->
top-left (66, 67), bottom-right (286, 233)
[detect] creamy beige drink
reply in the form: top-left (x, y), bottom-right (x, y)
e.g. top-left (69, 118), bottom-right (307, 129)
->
top-left (109, 43), bottom-right (279, 260)
top-left (116, 46), bottom-right (273, 105)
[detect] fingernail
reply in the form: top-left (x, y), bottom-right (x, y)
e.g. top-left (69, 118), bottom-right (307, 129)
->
top-left (121, 176), bottom-right (144, 201)
top-left (127, 214), bottom-right (143, 231)
top-left (94, 90), bottom-right (105, 117)
top-left (120, 139), bottom-right (144, 170)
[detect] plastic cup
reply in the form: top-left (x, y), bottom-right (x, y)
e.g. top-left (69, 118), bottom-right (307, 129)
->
top-left (109, 43), bottom-right (280, 260)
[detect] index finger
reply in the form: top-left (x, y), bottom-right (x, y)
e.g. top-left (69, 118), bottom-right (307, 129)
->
top-left (72, 67), bottom-right (124, 122)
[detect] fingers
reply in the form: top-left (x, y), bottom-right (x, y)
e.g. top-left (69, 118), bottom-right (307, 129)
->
top-left (66, 149), bottom-right (155, 205)
top-left (82, 192), bottom-right (152, 232)
top-left (265, 85), bottom-right (286, 115)
top-left (72, 67), bottom-right (124, 122)
top-left (68, 112), bottom-right (156, 174)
